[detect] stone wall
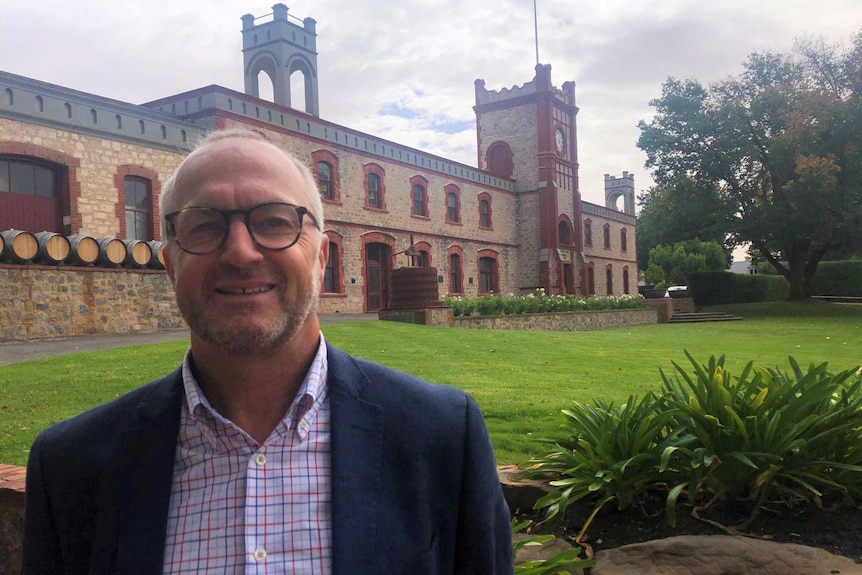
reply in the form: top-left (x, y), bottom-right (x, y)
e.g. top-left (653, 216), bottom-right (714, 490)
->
top-left (0, 465), bottom-right (24, 575)
top-left (454, 307), bottom-right (657, 331)
top-left (0, 264), bottom-right (183, 341)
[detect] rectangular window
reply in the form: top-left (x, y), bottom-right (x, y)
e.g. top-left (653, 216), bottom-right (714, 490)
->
top-left (124, 177), bottom-right (151, 241)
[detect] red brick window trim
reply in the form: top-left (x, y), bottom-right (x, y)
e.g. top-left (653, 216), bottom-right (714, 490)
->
top-left (587, 262), bottom-right (596, 295)
top-left (410, 240), bottom-right (433, 267)
top-left (410, 175), bottom-right (429, 219)
top-left (322, 231), bottom-right (345, 295)
top-left (584, 219), bottom-right (593, 247)
top-left (312, 149), bottom-right (340, 204)
top-left (477, 249), bottom-right (499, 295)
top-left (114, 165), bottom-right (161, 240)
top-left (623, 266), bottom-right (630, 295)
top-left (606, 264), bottom-right (614, 295)
top-left (603, 223), bottom-right (611, 249)
top-left (363, 163), bottom-right (387, 212)
top-left (447, 245), bottom-right (464, 295)
top-left (478, 192), bottom-right (493, 230)
top-left (445, 184), bottom-right (461, 224)
top-left (620, 227), bottom-right (628, 252)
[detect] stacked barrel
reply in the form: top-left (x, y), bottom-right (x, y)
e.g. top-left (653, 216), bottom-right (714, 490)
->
top-left (0, 229), bottom-right (166, 270)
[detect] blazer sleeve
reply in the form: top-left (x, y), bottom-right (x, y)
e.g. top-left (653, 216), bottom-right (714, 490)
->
top-left (21, 433), bottom-right (64, 575)
top-left (455, 395), bottom-right (514, 575)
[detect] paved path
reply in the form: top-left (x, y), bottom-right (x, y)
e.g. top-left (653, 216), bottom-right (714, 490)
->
top-left (0, 313), bottom-right (378, 366)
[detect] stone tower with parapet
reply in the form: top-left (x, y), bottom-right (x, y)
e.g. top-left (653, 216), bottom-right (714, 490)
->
top-left (604, 172), bottom-right (635, 215)
top-left (241, 3), bottom-right (320, 116)
top-left (474, 64), bottom-right (583, 296)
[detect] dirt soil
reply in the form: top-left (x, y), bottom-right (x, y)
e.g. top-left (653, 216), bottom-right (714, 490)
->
top-left (517, 490), bottom-right (862, 563)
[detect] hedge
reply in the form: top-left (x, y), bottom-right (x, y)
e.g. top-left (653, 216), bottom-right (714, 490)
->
top-left (688, 271), bottom-right (790, 305)
top-left (810, 261), bottom-right (862, 297)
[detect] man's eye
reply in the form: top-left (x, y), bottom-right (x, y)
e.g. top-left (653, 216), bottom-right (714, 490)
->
top-left (190, 221), bottom-right (218, 233)
top-left (262, 217), bottom-right (292, 229)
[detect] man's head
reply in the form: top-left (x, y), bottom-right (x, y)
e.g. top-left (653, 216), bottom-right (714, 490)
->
top-left (161, 129), bottom-right (329, 355)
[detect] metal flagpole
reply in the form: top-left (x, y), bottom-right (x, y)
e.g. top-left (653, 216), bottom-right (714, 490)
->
top-left (533, 0), bottom-right (540, 65)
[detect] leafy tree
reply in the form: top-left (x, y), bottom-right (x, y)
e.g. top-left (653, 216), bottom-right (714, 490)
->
top-left (645, 239), bottom-right (727, 287)
top-left (636, 177), bottom-right (734, 271)
top-left (637, 32), bottom-right (862, 299)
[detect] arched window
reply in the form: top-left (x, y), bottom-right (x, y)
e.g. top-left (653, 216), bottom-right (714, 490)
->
top-left (587, 264), bottom-right (595, 295)
top-left (410, 175), bottom-right (428, 217)
top-left (313, 150), bottom-right (340, 203)
top-left (621, 228), bottom-right (628, 252)
top-left (124, 176), bottom-right (152, 241)
top-left (623, 267), bottom-right (630, 295)
top-left (584, 219), bottom-right (593, 246)
top-left (322, 231), bottom-right (344, 294)
top-left (603, 224), bottom-right (611, 249)
top-left (445, 185), bottom-right (461, 223)
top-left (317, 161), bottom-right (333, 199)
top-left (486, 141), bottom-right (514, 178)
top-left (478, 193), bottom-right (493, 229)
top-left (449, 252), bottom-right (463, 294)
top-left (363, 163), bottom-right (386, 210)
top-left (606, 265), bottom-right (614, 295)
top-left (478, 251), bottom-right (499, 294)
top-left (558, 220), bottom-right (571, 245)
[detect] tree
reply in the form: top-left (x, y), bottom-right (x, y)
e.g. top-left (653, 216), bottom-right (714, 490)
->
top-left (636, 176), bottom-right (734, 271)
top-left (645, 239), bottom-right (727, 287)
top-left (637, 32), bottom-right (862, 299)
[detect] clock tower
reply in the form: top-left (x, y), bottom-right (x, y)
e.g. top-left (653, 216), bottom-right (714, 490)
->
top-left (474, 64), bottom-right (585, 295)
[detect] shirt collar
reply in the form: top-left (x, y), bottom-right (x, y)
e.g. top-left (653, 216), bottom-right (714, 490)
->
top-left (180, 334), bottom-right (329, 441)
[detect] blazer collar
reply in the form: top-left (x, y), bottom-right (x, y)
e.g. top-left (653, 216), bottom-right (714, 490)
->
top-left (112, 369), bottom-right (184, 575)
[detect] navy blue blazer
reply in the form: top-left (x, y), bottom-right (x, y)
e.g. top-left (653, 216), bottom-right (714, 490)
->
top-left (22, 343), bottom-right (513, 574)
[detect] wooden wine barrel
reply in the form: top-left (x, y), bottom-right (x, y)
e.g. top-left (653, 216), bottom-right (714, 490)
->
top-left (122, 239), bottom-right (153, 268)
top-left (0, 230), bottom-right (38, 263)
top-left (67, 235), bottom-right (99, 266)
top-left (34, 232), bottom-right (71, 265)
top-left (146, 240), bottom-right (166, 269)
top-left (0, 233), bottom-right (4, 257)
top-left (96, 238), bottom-right (127, 267)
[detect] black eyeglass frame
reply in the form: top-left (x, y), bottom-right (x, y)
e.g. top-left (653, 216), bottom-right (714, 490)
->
top-left (164, 202), bottom-right (321, 255)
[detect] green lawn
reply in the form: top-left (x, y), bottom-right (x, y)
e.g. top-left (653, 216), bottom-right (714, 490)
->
top-left (1, 300), bottom-right (860, 467)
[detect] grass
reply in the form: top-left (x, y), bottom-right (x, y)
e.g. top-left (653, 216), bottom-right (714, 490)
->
top-left (1, 300), bottom-right (860, 467)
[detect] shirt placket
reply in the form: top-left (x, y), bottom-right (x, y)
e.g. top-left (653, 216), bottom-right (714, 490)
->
top-left (246, 444), bottom-right (270, 573)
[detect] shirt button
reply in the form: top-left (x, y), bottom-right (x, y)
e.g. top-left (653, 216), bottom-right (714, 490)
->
top-left (254, 453), bottom-right (267, 466)
top-left (253, 547), bottom-right (267, 562)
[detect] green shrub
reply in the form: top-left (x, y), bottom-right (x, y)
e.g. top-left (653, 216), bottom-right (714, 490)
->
top-left (810, 260), bottom-right (862, 297)
top-left (526, 393), bottom-right (687, 539)
top-left (527, 354), bottom-right (862, 536)
top-left (660, 353), bottom-right (862, 528)
top-left (512, 520), bottom-right (595, 573)
top-left (442, 290), bottom-right (646, 317)
top-left (688, 271), bottom-right (789, 305)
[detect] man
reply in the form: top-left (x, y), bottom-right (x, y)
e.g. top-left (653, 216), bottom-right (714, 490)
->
top-left (22, 129), bottom-right (513, 574)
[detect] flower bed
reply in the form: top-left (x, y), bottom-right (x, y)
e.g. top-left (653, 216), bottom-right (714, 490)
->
top-left (442, 290), bottom-right (646, 317)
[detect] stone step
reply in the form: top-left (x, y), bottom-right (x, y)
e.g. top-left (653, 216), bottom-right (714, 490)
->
top-left (669, 312), bottom-right (744, 324)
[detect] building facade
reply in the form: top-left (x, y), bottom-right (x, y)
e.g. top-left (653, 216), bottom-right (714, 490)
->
top-left (0, 4), bottom-right (637, 316)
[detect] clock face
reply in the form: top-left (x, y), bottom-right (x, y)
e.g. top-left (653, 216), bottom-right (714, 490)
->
top-left (555, 127), bottom-right (565, 154)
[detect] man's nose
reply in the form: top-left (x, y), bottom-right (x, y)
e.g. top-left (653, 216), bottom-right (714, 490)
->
top-left (220, 216), bottom-right (264, 265)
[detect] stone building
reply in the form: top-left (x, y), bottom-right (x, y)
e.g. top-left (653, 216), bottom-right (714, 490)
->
top-left (0, 4), bottom-right (637, 323)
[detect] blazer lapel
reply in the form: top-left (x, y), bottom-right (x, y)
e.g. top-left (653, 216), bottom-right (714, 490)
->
top-left (327, 345), bottom-right (385, 575)
top-left (111, 371), bottom-right (183, 574)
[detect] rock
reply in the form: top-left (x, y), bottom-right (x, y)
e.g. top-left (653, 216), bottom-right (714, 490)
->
top-left (592, 535), bottom-right (862, 575)
top-left (498, 465), bottom-right (554, 514)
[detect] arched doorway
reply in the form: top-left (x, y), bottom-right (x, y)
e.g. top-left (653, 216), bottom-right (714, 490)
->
top-left (364, 241), bottom-right (392, 312)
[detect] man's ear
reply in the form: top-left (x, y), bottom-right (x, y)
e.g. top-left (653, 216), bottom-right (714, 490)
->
top-left (317, 233), bottom-right (329, 282)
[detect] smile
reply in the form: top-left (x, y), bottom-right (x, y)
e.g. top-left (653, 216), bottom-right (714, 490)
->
top-left (216, 285), bottom-right (274, 295)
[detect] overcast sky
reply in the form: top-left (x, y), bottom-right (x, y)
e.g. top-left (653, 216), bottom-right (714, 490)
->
top-left (1, 1), bottom-right (860, 207)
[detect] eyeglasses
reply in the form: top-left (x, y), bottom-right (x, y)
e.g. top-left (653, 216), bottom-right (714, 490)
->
top-left (165, 202), bottom-right (320, 255)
